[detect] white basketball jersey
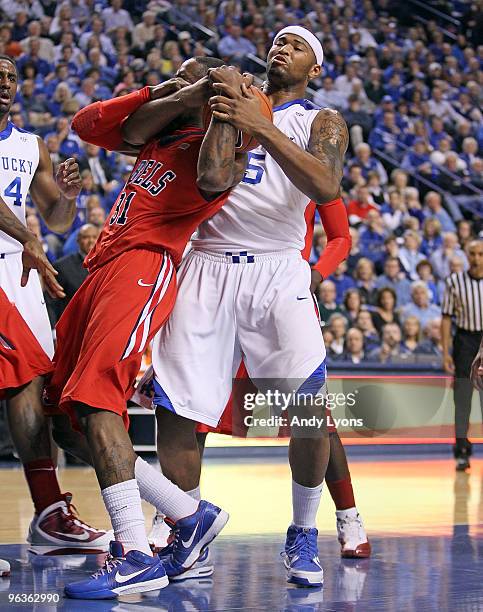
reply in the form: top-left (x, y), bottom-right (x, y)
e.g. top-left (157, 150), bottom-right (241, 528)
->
top-left (0, 122), bottom-right (40, 255)
top-left (192, 99), bottom-right (320, 253)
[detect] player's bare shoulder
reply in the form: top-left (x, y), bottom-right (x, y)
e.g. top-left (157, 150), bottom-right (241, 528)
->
top-left (308, 108), bottom-right (349, 179)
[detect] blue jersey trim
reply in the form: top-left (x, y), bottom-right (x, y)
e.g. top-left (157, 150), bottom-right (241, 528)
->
top-left (153, 378), bottom-right (176, 414)
top-left (273, 98), bottom-right (320, 112)
top-left (0, 121), bottom-right (13, 141)
top-left (296, 360), bottom-right (326, 395)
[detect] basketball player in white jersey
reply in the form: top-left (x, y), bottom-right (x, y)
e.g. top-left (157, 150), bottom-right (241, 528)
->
top-left (150, 27), bottom-right (349, 586)
top-left (0, 55), bottom-right (111, 550)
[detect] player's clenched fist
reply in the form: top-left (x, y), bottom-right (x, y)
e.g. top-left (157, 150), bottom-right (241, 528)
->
top-left (208, 66), bottom-right (253, 91)
top-left (55, 158), bottom-right (82, 199)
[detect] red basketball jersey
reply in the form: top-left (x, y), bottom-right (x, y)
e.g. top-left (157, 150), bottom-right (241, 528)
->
top-left (86, 128), bottom-right (228, 272)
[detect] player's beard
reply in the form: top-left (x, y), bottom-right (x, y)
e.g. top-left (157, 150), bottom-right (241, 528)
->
top-left (266, 63), bottom-right (304, 91)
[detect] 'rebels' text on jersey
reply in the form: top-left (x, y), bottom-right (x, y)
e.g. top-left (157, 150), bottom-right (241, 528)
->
top-left (86, 128), bottom-right (229, 272)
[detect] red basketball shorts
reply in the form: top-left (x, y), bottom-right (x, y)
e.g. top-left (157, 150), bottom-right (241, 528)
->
top-left (46, 249), bottom-right (176, 431)
top-left (0, 288), bottom-right (52, 397)
top-left (196, 361), bottom-right (337, 437)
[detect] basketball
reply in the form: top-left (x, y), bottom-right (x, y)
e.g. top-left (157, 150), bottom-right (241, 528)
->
top-left (202, 86), bottom-right (273, 153)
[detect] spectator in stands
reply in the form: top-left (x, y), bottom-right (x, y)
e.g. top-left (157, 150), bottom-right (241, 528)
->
top-left (330, 261), bottom-right (355, 305)
top-left (400, 281), bottom-right (441, 327)
top-left (456, 220), bottom-right (475, 250)
top-left (341, 164), bottom-right (365, 194)
top-left (218, 24), bottom-right (256, 64)
top-left (314, 75), bottom-right (346, 110)
top-left (375, 257), bottom-right (411, 306)
top-left (341, 288), bottom-right (362, 326)
top-left (401, 138), bottom-right (436, 182)
top-left (132, 10), bottom-right (157, 51)
top-left (102, 0), bottom-right (134, 33)
top-left (368, 322), bottom-right (409, 363)
top-left (380, 190), bottom-right (408, 235)
top-left (354, 257), bottom-right (378, 305)
top-left (430, 232), bottom-right (468, 280)
top-left (420, 218), bottom-right (443, 257)
top-left (343, 95), bottom-right (373, 146)
top-left (428, 86), bottom-right (461, 125)
top-left (401, 316), bottom-right (421, 354)
top-left (79, 144), bottom-right (116, 195)
top-left (415, 318), bottom-right (443, 361)
top-left (355, 309), bottom-right (380, 353)
top-left (317, 278), bottom-right (344, 325)
top-left (346, 185), bottom-right (379, 225)
top-left (352, 142), bottom-right (387, 184)
top-left (423, 191), bottom-right (456, 233)
top-left (327, 313), bottom-right (347, 358)
top-left (371, 287), bottom-right (400, 335)
top-left (347, 227), bottom-right (363, 274)
top-left (62, 206), bottom-right (106, 256)
top-left (368, 110), bottom-right (401, 155)
top-left (334, 60), bottom-right (362, 98)
top-left (46, 224), bottom-right (100, 326)
top-left (338, 327), bottom-right (367, 364)
top-left (359, 209), bottom-right (386, 267)
top-left (399, 229), bottom-right (425, 281)
top-left (366, 171), bottom-right (386, 206)
top-left (415, 260), bottom-right (439, 304)
top-left (364, 67), bottom-right (385, 105)
top-left (20, 20), bottom-right (54, 62)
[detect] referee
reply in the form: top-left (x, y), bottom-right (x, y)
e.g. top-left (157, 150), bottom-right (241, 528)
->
top-left (441, 239), bottom-right (483, 471)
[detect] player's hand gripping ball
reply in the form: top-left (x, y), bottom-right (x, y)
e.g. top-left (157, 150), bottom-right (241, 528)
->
top-left (203, 67), bottom-right (273, 153)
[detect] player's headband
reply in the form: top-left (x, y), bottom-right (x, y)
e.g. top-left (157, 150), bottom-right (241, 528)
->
top-left (273, 26), bottom-right (324, 66)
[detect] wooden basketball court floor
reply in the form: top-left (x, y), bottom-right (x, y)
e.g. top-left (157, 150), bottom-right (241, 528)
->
top-left (0, 449), bottom-right (481, 610)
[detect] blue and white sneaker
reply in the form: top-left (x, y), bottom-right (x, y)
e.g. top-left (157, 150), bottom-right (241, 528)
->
top-left (281, 525), bottom-right (324, 587)
top-left (160, 542), bottom-right (214, 581)
top-left (161, 500), bottom-right (228, 579)
top-left (64, 541), bottom-right (168, 599)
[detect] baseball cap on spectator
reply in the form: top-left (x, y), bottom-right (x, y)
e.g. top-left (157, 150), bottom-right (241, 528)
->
top-left (348, 55), bottom-right (361, 63)
top-left (178, 31), bottom-right (191, 41)
top-left (382, 95), bottom-right (393, 103)
top-left (131, 58), bottom-right (145, 71)
top-left (429, 63), bottom-right (441, 71)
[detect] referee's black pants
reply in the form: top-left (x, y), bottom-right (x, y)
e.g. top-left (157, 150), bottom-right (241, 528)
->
top-left (453, 329), bottom-right (483, 450)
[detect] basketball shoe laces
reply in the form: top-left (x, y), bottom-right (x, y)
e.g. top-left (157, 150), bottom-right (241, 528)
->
top-left (61, 493), bottom-right (98, 533)
top-left (285, 531), bottom-right (318, 561)
top-left (92, 553), bottom-right (124, 579)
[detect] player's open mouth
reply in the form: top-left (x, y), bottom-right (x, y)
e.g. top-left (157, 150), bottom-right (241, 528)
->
top-left (272, 56), bottom-right (288, 66)
top-left (0, 92), bottom-right (10, 103)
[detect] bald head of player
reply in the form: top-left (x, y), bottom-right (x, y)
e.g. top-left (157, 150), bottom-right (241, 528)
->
top-left (0, 55), bottom-right (17, 120)
top-left (266, 28), bottom-right (323, 92)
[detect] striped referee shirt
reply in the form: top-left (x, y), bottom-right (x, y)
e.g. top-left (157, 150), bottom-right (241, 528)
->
top-left (441, 271), bottom-right (483, 332)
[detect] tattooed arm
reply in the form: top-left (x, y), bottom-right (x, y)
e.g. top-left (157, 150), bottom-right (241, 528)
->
top-left (252, 108), bottom-right (348, 203)
top-left (210, 84), bottom-right (349, 203)
top-left (197, 118), bottom-right (247, 197)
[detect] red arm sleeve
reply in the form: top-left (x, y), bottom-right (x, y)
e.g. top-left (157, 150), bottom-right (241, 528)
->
top-left (311, 197), bottom-right (351, 279)
top-left (71, 87), bottom-right (151, 151)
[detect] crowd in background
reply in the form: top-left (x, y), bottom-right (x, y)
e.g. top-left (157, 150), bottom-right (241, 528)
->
top-left (0, 0), bottom-right (481, 365)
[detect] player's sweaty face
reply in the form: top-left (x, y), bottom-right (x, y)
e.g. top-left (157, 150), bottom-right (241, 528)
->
top-left (0, 60), bottom-right (17, 111)
top-left (266, 34), bottom-right (316, 84)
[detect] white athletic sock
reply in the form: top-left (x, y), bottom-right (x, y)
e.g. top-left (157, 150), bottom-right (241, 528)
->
top-left (101, 479), bottom-right (151, 555)
top-left (336, 507), bottom-right (358, 519)
top-left (135, 457), bottom-right (199, 522)
top-left (186, 486), bottom-right (201, 501)
top-left (292, 480), bottom-right (324, 529)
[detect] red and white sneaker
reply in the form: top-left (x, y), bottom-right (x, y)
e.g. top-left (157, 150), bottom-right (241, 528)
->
top-left (0, 559), bottom-right (10, 577)
top-left (336, 508), bottom-right (371, 558)
top-left (148, 511), bottom-right (172, 553)
top-left (27, 493), bottom-right (112, 551)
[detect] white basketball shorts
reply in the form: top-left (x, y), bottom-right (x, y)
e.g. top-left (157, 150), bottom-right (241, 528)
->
top-left (151, 249), bottom-right (326, 427)
top-left (0, 251), bottom-right (54, 359)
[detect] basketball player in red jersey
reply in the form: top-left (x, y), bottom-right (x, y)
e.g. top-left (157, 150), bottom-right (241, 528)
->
top-left (46, 58), bottom-right (250, 599)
